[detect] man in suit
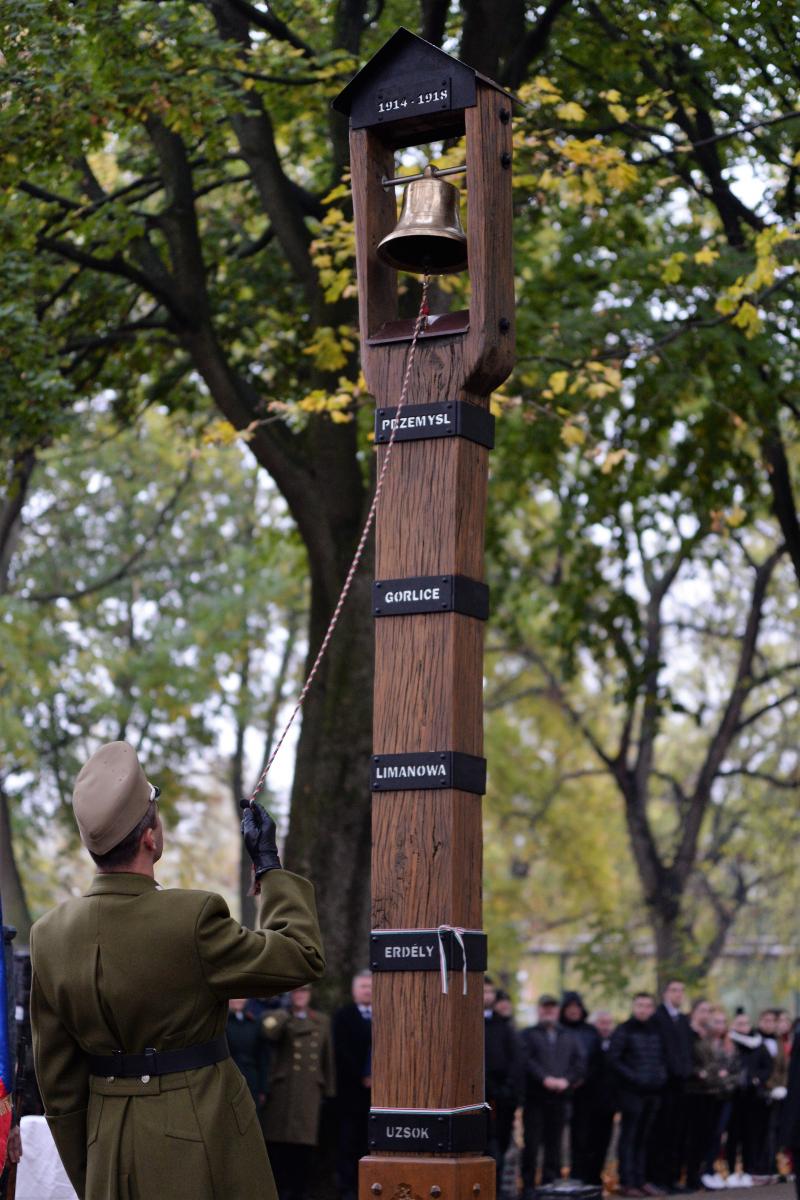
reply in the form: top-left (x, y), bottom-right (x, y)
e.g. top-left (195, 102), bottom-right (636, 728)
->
top-left (647, 979), bottom-right (693, 1191)
top-left (332, 971), bottom-right (372, 1200)
top-left (579, 1010), bottom-right (618, 1186)
top-left (30, 740), bottom-right (324, 1200)
top-left (520, 994), bottom-right (584, 1197)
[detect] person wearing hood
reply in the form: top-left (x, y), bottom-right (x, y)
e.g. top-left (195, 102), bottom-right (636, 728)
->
top-left (560, 990), bottom-right (601, 1183)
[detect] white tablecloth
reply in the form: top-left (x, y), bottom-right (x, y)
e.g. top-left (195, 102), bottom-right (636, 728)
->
top-left (15, 1115), bottom-right (79, 1200)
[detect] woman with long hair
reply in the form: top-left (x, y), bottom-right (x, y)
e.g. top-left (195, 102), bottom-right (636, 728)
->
top-left (685, 1004), bottom-right (737, 1190)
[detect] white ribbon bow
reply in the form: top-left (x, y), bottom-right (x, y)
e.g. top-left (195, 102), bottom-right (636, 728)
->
top-left (437, 924), bottom-right (468, 995)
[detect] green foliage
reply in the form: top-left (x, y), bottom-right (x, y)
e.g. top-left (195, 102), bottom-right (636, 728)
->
top-left (1, 403), bottom-right (306, 916)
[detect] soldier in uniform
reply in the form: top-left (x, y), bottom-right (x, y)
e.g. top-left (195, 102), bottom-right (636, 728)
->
top-left (261, 984), bottom-right (335, 1200)
top-left (29, 740), bottom-right (324, 1200)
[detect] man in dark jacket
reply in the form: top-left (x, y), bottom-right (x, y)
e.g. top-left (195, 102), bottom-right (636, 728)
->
top-left (610, 992), bottom-right (667, 1197)
top-left (580, 1010), bottom-right (618, 1186)
top-left (647, 979), bottom-right (692, 1190)
top-left (780, 1022), bottom-right (800, 1200)
top-left (560, 990), bottom-right (600, 1183)
top-left (520, 994), bottom-right (584, 1196)
top-left (485, 978), bottom-right (522, 1195)
top-left (332, 970), bottom-right (372, 1200)
top-left (226, 997), bottom-right (270, 1110)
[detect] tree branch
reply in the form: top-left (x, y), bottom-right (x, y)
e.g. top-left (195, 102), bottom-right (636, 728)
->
top-left (0, 449), bottom-right (38, 595)
top-left (221, 0), bottom-right (316, 56)
top-left (716, 767), bottom-right (800, 790)
top-left (761, 416), bottom-right (800, 589)
top-left (675, 545), bottom-right (786, 882)
top-left (504, 0), bottom-right (574, 91)
top-left (24, 464), bottom-right (195, 603)
top-left (521, 646), bottom-right (616, 769)
top-left (736, 686), bottom-right (800, 733)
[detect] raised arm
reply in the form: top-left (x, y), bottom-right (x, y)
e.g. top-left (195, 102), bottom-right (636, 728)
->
top-left (196, 869), bottom-right (324, 999)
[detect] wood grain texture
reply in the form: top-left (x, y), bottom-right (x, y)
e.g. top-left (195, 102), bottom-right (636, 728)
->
top-left (350, 75), bottom-right (516, 1172)
top-left (360, 1154), bottom-right (496, 1200)
top-left (372, 792), bottom-right (483, 929)
top-left (375, 438), bottom-right (489, 580)
top-left (461, 87), bottom-right (516, 394)
top-left (374, 616), bottom-right (484, 753)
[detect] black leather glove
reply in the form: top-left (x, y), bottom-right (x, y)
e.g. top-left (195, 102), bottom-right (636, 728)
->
top-left (240, 801), bottom-right (282, 876)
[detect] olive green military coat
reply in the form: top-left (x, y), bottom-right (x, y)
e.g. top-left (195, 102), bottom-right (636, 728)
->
top-left (30, 869), bottom-right (324, 1200)
top-left (261, 1008), bottom-right (335, 1145)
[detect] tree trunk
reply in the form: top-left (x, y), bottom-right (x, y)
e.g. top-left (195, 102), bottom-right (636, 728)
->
top-left (283, 560), bottom-right (374, 1008)
top-left (231, 728), bottom-right (257, 931)
top-left (0, 786), bottom-right (33, 945)
top-left (647, 888), bottom-right (695, 988)
top-left (1, 450), bottom-right (36, 595)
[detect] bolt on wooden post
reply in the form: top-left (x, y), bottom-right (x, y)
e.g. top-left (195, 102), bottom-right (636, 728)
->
top-left (334, 29), bottom-right (516, 1200)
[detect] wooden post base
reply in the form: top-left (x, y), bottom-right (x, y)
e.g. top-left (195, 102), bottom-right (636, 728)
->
top-left (360, 1155), bottom-right (496, 1200)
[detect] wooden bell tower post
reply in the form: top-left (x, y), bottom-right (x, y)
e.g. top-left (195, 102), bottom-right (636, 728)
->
top-left (334, 28), bottom-right (515, 1200)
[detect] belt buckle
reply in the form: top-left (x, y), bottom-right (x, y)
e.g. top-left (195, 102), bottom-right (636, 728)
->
top-left (141, 1047), bottom-right (157, 1084)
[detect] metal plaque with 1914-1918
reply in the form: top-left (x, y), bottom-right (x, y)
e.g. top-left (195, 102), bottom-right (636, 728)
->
top-left (375, 75), bottom-right (452, 123)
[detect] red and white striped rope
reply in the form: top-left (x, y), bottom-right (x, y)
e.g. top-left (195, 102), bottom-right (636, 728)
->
top-left (248, 274), bottom-right (432, 805)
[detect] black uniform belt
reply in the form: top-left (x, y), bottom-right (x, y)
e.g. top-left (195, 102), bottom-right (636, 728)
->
top-left (88, 1034), bottom-right (230, 1078)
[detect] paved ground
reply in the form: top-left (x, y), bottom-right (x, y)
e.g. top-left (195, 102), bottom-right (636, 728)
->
top-left (682, 1188), bottom-right (794, 1200)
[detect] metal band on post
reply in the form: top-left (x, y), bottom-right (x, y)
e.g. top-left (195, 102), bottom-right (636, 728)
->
top-left (370, 928), bottom-right (487, 974)
top-left (373, 401), bottom-right (495, 448)
top-left (372, 575), bottom-right (489, 619)
top-left (370, 752), bottom-right (486, 793)
top-left (369, 1104), bottom-right (490, 1154)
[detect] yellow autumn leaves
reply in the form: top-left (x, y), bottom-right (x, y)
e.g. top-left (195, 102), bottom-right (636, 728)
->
top-left (515, 75), bottom-right (645, 207)
top-left (714, 226), bottom-right (798, 339)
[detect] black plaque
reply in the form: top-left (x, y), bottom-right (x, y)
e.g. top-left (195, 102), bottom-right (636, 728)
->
top-left (369, 1105), bottom-right (489, 1153)
top-left (332, 29), bottom-right (479, 144)
top-left (375, 74), bottom-right (452, 123)
top-left (373, 575), bottom-right (489, 619)
top-left (371, 751), bottom-right (486, 794)
top-left (370, 928), bottom-right (487, 973)
top-left (374, 401), bottom-right (494, 449)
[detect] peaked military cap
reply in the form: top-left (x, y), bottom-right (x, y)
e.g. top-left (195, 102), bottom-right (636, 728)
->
top-left (73, 741), bottom-right (155, 854)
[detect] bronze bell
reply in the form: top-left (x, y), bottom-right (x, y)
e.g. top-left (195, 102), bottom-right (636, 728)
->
top-left (377, 167), bottom-right (468, 275)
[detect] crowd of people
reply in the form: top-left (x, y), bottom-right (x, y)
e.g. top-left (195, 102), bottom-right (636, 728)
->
top-left (12, 961), bottom-right (799, 1200)
top-left (484, 977), bottom-right (800, 1200)
top-left (224, 970), bottom-right (373, 1200)
top-left (225, 971), bottom-right (800, 1200)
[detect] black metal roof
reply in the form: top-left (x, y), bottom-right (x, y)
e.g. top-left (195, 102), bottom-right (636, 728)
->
top-left (332, 27), bottom-right (512, 118)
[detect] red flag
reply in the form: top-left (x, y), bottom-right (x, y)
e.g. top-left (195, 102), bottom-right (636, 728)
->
top-left (0, 895), bottom-right (13, 1173)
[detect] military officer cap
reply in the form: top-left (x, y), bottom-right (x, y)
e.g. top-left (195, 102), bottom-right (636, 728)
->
top-left (73, 741), bottom-right (157, 854)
